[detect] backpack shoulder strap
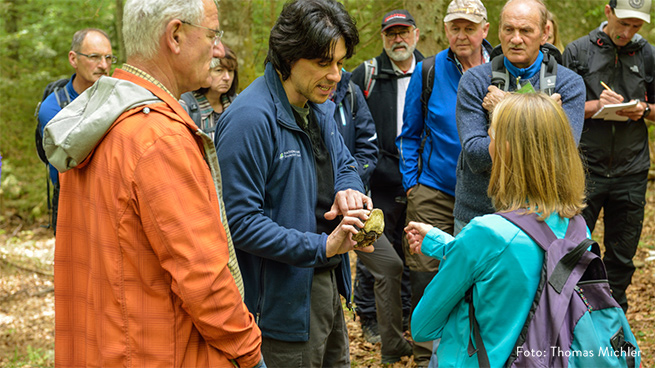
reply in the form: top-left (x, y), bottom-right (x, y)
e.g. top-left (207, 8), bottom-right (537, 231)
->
top-left (539, 52), bottom-right (558, 95)
top-left (180, 92), bottom-right (202, 128)
top-left (490, 55), bottom-right (510, 92)
top-left (643, 43), bottom-right (654, 84)
top-left (421, 55), bottom-right (436, 119)
top-left (496, 210), bottom-right (558, 251)
top-left (347, 80), bottom-right (357, 118)
top-left (363, 57), bottom-right (378, 99)
top-left (416, 55), bottom-right (436, 181)
top-left (497, 211), bottom-right (597, 293)
top-left (54, 86), bottom-right (71, 109)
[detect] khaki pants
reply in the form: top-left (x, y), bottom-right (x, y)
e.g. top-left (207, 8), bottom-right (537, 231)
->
top-left (403, 184), bottom-right (455, 366)
top-left (403, 184), bottom-right (455, 272)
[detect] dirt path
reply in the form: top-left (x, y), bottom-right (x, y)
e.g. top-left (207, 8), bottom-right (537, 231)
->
top-left (1, 216), bottom-right (653, 367)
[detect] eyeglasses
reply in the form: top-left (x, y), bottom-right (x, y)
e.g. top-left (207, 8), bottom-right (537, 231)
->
top-left (181, 20), bottom-right (224, 46)
top-left (76, 52), bottom-right (117, 64)
top-left (383, 29), bottom-right (413, 40)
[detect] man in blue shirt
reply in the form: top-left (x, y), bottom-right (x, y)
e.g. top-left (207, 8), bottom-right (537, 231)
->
top-left (37, 28), bottom-right (115, 232)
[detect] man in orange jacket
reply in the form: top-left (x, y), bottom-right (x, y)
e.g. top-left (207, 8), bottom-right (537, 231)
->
top-left (42, 0), bottom-right (264, 366)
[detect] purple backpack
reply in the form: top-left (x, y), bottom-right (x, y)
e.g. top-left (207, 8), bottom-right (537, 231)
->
top-left (466, 211), bottom-right (640, 368)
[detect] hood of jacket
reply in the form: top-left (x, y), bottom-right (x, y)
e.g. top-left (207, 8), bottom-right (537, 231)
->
top-left (43, 75), bottom-right (162, 173)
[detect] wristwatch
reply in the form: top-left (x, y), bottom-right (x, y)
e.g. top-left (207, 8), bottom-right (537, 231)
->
top-left (642, 103), bottom-right (651, 120)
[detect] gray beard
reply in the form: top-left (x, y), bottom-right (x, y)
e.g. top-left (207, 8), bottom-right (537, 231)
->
top-left (385, 42), bottom-right (416, 62)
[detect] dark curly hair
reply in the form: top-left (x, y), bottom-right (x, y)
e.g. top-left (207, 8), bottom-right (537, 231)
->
top-left (265, 0), bottom-right (359, 81)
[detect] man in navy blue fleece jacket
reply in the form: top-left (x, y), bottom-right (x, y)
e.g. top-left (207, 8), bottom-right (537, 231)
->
top-left (215, 1), bottom-right (374, 366)
top-left (454, 0), bottom-right (585, 231)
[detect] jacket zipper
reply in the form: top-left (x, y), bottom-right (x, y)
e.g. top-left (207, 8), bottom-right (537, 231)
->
top-left (607, 52), bottom-right (620, 177)
top-left (255, 259), bottom-right (266, 325)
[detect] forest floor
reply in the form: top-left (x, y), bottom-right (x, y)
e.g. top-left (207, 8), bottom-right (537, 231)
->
top-left (1, 183), bottom-right (654, 367)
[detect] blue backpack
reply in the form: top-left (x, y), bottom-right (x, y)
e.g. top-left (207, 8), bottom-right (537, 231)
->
top-left (34, 78), bottom-right (71, 164)
top-left (467, 211), bottom-right (640, 368)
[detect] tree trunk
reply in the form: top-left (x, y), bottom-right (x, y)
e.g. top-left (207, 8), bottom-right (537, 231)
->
top-left (115, 0), bottom-right (125, 63)
top-left (218, 0), bottom-right (255, 92)
top-left (405, 0), bottom-right (445, 57)
top-left (4, 0), bottom-right (19, 77)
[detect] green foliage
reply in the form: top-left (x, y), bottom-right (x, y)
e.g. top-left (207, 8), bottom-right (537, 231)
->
top-left (2, 0), bottom-right (655, 224)
top-left (5, 345), bottom-right (54, 368)
top-left (0, 0), bottom-right (117, 224)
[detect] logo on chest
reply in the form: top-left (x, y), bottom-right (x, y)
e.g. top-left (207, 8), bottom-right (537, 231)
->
top-left (279, 150), bottom-right (302, 160)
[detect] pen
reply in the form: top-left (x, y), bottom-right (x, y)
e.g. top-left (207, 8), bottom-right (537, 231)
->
top-left (600, 81), bottom-right (612, 91)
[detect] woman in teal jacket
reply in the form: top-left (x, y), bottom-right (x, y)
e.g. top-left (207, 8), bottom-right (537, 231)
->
top-left (405, 93), bottom-right (587, 367)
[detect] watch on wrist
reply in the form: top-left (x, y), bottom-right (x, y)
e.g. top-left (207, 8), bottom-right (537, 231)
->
top-left (642, 103), bottom-right (651, 120)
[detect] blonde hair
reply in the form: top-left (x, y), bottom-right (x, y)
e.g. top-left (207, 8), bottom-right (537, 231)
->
top-left (547, 11), bottom-right (564, 52)
top-left (488, 93), bottom-right (586, 219)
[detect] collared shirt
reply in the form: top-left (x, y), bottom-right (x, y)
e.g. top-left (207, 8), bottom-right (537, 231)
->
top-left (391, 55), bottom-right (416, 137)
top-left (122, 63), bottom-right (175, 98)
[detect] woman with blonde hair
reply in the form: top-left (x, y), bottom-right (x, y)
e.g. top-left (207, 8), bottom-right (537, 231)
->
top-left (405, 93), bottom-right (587, 366)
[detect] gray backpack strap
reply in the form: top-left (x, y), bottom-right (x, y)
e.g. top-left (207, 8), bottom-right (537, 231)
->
top-left (490, 55), bottom-right (510, 92)
top-left (347, 80), bottom-right (357, 117)
top-left (180, 92), bottom-right (202, 128)
top-left (539, 52), bottom-right (558, 95)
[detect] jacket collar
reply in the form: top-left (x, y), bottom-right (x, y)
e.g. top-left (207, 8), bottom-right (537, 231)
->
top-left (591, 21), bottom-right (647, 53)
top-left (446, 39), bottom-right (494, 65)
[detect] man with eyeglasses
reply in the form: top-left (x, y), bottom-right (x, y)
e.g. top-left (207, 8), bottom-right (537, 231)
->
top-left (42, 0), bottom-right (263, 367)
top-left (350, 8), bottom-right (423, 365)
top-left (37, 28), bottom-right (114, 233)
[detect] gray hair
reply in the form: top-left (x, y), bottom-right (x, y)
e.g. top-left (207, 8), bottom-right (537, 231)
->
top-left (71, 28), bottom-right (111, 52)
top-left (123, 0), bottom-right (205, 60)
top-left (210, 57), bottom-right (221, 69)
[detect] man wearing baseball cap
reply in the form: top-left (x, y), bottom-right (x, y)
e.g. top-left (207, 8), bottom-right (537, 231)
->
top-left (563, 0), bottom-right (654, 313)
top-left (350, 7), bottom-right (423, 366)
top-left (397, 0), bottom-right (491, 364)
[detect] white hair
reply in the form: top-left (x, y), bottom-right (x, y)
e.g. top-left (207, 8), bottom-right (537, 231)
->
top-left (123, 0), bottom-right (205, 60)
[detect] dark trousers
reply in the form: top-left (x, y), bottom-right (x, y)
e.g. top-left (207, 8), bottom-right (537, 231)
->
top-left (52, 180), bottom-right (60, 235)
top-left (582, 171), bottom-right (648, 312)
top-left (261, 270), bottom-right (349, 367)
top-left (354, 185), bottom-right (412, 321)
top-left (355, 234), bottom-right (406, 355)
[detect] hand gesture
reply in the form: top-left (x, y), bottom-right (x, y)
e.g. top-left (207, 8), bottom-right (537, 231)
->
top-left (326, 209), bottom-right (374, 257)
top-left (482, 85), bottom-right (509, 113)
top-left (404, 221), bottom-right (433, 255)
top-left (324, 189), bottom-right (372, 221)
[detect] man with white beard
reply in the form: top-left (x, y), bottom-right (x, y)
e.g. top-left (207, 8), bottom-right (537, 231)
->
top-left (351, 8), bottom-right (425, 366)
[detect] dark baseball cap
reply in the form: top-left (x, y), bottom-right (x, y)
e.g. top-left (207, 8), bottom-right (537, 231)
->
top-left (381, 9), bottom-right (416, 32)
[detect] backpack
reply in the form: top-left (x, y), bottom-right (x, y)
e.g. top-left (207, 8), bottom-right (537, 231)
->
top-left (34, 78), bottom-right (71, 164)
top-left (180, 92), bottom-right (202, 128)
top-left (467, 210), bottom-right (640, 368)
